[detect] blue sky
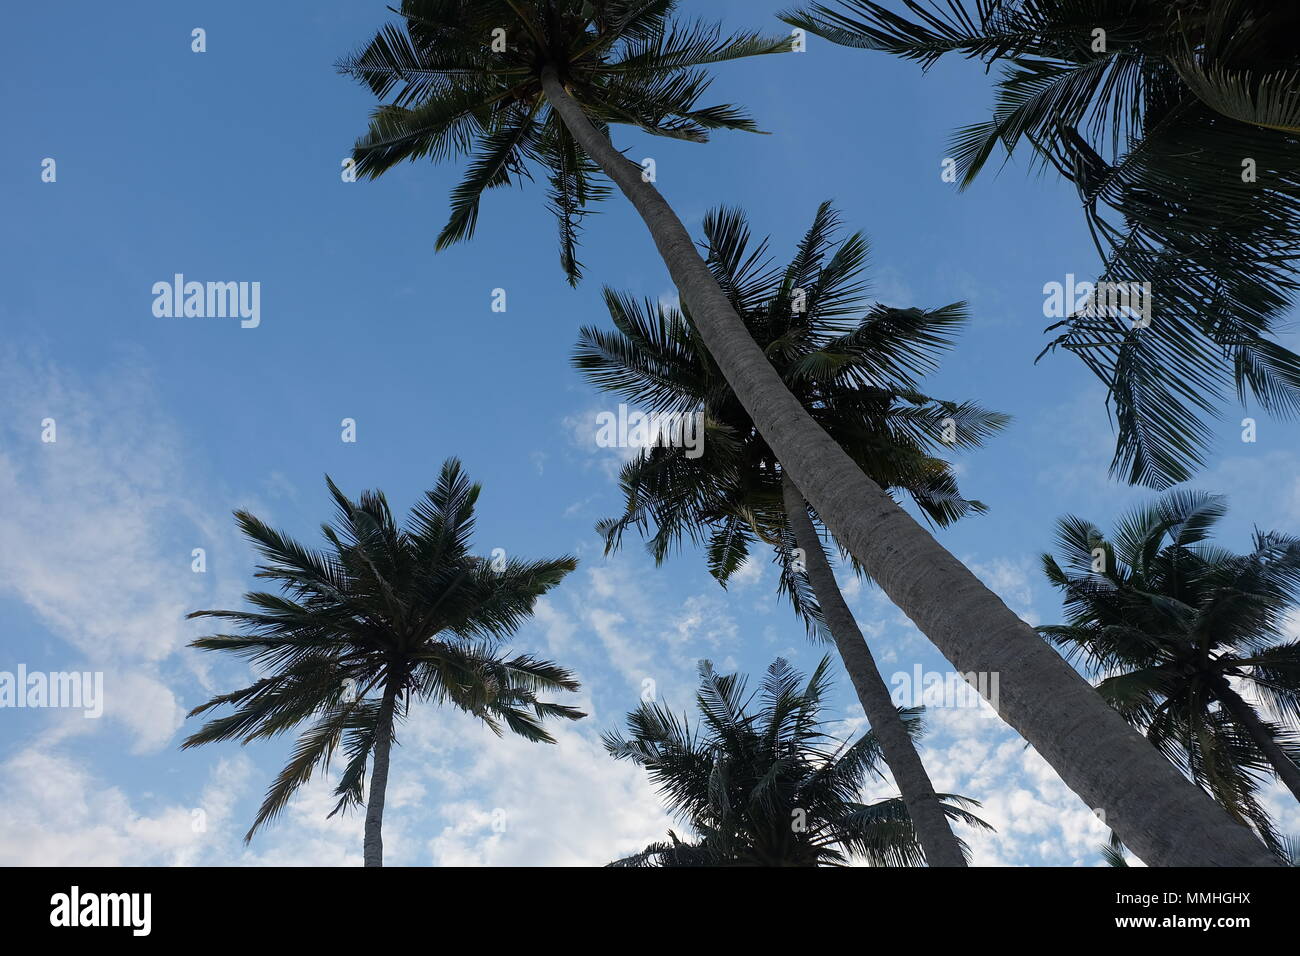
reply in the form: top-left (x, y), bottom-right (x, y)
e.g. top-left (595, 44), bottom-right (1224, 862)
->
top-left (2, 0), bottom-right (1298, 866)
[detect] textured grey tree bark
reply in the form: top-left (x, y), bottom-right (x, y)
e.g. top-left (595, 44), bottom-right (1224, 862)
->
top-left (783, 474), bottom-right (966, 866)
top-left (363, 684), bottom-right (397, 867)
top-left (540, 66), bottom-right (1275, 866)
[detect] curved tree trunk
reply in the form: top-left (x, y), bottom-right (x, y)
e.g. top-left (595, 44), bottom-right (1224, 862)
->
top-left (1215, 679), bottom-right (1300, 803)
top-left (782, 475), bottom-right (966, 867)
top-left (539, 66), bottom-right (1275, 866)
top-left (363, 683), bottom-right (398, 867)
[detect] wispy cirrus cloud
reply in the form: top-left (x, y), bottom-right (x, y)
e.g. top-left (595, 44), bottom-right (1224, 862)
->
top-left (0, 352), bottom-right (236, 752)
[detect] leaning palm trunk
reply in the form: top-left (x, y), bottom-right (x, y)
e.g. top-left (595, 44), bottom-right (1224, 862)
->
top-left (540, 68), bottom-right (1273, 866)
top-left (783, 475), bottom-right (966, 867)
top-left (363, 683), bottom-right (398, 867)
top-left (1214, 678), bottom-right (1300, 804)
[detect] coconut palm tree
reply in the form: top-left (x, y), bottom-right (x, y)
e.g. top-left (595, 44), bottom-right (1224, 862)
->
top-left (1105, 832), bottom-right (1300, 867)
top-left (784, 0), bottom-right (1300, 490)
top-left (182, 460), bottom-right (584, 866)
top-left (575, 201), bottom-right (1008, 865)
top-left (1040, 489), bottom-right (1300, 856)
top-left (338, 0), bottom-right (1275, 864)
top-left (605, 656), bottom-right (992, 866)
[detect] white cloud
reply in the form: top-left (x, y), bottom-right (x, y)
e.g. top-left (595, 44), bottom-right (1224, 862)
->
top-left (728, 554), bottom-right (765, 589)
top-left (921, 705), bottom-right (1111, 866)
top-left (415, 712), bottom-right (671, 866)
top-left (0, 354), bottom-right (239, 752)
top-left (0, 747), bottom-right (254, 866)
top-left (561, 406), bottom-right (639, 479)
top-left (965, 555), bottom-right (1039, 625)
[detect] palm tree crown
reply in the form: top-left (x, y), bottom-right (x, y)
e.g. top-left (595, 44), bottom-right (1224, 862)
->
top-left (785, 0), bottom-right (1300, 488)
top-left (604, 656), bottom-right (991, 866)
top-left (183, 460), bottom-right (584, 849)
top-left (574, 201), bottom-right (1008, 625)
top-left (1040, 489), bottom-right (1300, 854)
top-left (338, 0), bottom-right (789, 283)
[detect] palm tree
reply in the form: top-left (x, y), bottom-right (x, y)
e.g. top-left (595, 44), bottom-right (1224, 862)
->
top-left (604, 656), bottom-right (992, 866)
top-left (784, 0), bottom-right (1300, 489)
top-left (1105, 832), bottom-right (1300, 867)
top-left (1040, 489), bottom-right (1300, 856)
top-left (182, 460), bottom-right (584, 866)
top-left (338, 1), bottom-right (1274, 864)
top-left (575, 201), bottom-right (1008, 866)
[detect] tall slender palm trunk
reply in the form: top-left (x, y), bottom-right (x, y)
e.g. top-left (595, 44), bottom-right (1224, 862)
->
top-left (783, 475), bottom-right (966, 866)
top-left (1215, 678), bottom-right (1300, 803)
top-left (539, 66), bottom-right (1275, 866)
top-left (363, 683), bottom-right (398, 867)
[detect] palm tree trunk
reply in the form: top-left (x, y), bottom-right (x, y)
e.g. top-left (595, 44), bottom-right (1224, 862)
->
top-left (539, 66), bottom-right (1275, 866)
top-left (363, 682), bottom-right (398, 867)
top-left (782, 475), bottom-right (966, 866)
top-left (1215, 678), bottom-right (1300, 803)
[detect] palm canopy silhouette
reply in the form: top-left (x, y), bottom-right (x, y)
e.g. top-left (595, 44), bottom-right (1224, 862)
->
top-left (1040, 489), bottom-right (1300, 856)
top-left (336, 2), bottom-right (1278, 866)
top-left (784, 0), bottom-right (1300, 489)
top-left (604, 656), bottom-right (992, 866)
top-left (575, 201), bottom-right (1007, 598)
top-left (182, 460), bottom-right (583, 866)
top-left (575, 202), bottom-right (1008, 866)
top-left (338, 0), bottom-right (789, 284)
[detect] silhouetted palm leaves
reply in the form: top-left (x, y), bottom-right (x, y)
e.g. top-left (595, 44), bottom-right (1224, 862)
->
top-left (574, 201), bottom-right (1008, 630)
top-left (183, 460), bottom-right (583, 850)
top-left (605, 657), bottom-right (991, 865)
top-left (785, 0), bottom-right (1300, 488)
top-left (1040, 489), bottom-right (1300, 854)
top-left (338, 0), bottom-right (789, 283)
